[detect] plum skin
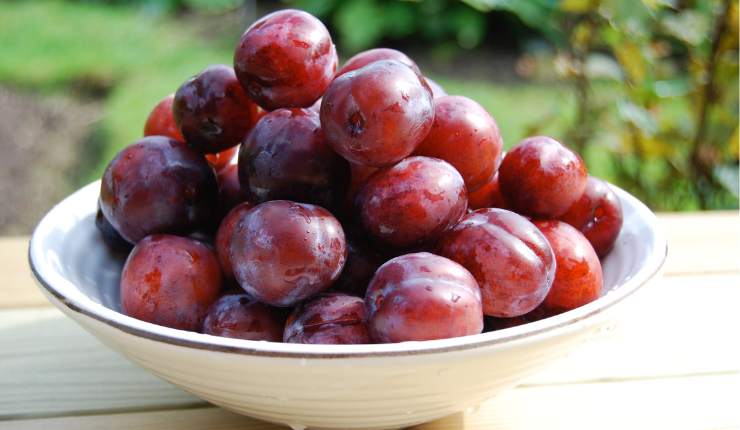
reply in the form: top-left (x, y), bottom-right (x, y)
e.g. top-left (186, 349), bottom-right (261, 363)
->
top-left (365, 252), bottom-right (483, 343)
top-left (559, 176), bottom-right (623, 258)
top-left (498, 136), bottom-right (588, 218)
top-left (468, 173), bottom-right (508, 210)
top-left (329, 238), bottom-right (384, 297)
top-left (230, 200), bottom-right (347, 307)
top-left (284, 293), bottom-right (372, 344)
top-left (424, 77), bottom-right (447, 98)
top-left (202, 294), bottom-right (285, 341)
top-left (414, 95), bottom-right (503, 192)
top-left (320, 60), bottom-right (434, 167)
top-left (99, 136), bottom-right (217, 244)
top-left (216, 163), bottom-right (246, 219)
top-left (206, 146), bottom-right (239, 171)
top-left (214, 202), bottom-right (254, 281)
top-left (238, 108), bottom-right (350, 210)
top-left (356, 156), bottom-right (468, 249)
top-left (233, 9), bottom-right (337, 110)
top-left (143, 94), bottom-right (183, 142)
top-left (95, 201), bottom-right (132, 253)
top-left (533, 220), bottom-right (603, 315)
top-left (336, 48), bottom-right (420, 78)
top-left (437, 208), bottom-right (556, 318)
top-left (120, 235), bottom-right (222, 331)
top-left (173, 64), bottom-right (259, 154)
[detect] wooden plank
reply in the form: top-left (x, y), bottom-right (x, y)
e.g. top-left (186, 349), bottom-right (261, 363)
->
top-left (0, 407), bottom-right (271, 430)
top-left (413, 373), bottom-right (740, 430)
top-left (0, 308), bottom-right (201, 420)
top-left (4, 373), bottom-right (739, 430)
top-left (659, 211), bottom-right (739, 276)
top-left (0, 274), bottom-right (737, 421)
top-left (0, 237), bottom-right (47, 309)
top-left (523, 273), bottom-right (740, 385)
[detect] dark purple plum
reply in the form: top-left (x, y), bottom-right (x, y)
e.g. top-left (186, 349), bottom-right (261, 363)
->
top-left (238, 108), bottom-right (349, 210)
top-left (99, 136), bottom-right (217, 244)
top-left (284, 293), bottom-right (371, 344)
top-left (173, 64), bottom-right (259, 154)
top-left (230, 200), bottom-right (347, 307)
top-left (365, 252), bottom-right (483, 343)
top-left (202, 294), bottom-right (285, 341)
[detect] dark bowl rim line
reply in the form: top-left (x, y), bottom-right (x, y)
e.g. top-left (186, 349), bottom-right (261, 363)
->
top-left (28, 181), bottom-right (668, 359)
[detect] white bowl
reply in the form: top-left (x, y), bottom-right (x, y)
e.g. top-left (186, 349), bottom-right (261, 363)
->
top-left (29, 181), bottom-right (667, 430)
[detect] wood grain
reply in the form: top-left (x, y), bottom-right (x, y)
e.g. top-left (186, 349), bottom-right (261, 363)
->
top-left (0, 308), bottom-right (201, 420)
top-left (1, 274), bottom-right (737, 421)
top-left (0, 237), bottom-right (46, 309)
top-left (4, 372), bottom-right (739, 430)
top-left (524, 273), bottom-right (740, 386)
top-left (659, 211), bottom-right (739, 276)
top-left (413, 373), bottom-right (740, 430)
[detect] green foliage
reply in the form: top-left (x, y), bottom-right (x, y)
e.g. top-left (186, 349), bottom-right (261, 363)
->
top-left (1, 0), bottom-right (735, 210)
top-left (0, 1), bottom-right (570, 186)
top-left (0, 1), bottom-right (233, 182)
top-left (542, 0), bottom-right (739, 210)
top-left (286, 0), bottom-right (738, 209)
top-left (289, 0), bottom-right (492, 53)
top-left (70, 0), bottom-right (242, 14)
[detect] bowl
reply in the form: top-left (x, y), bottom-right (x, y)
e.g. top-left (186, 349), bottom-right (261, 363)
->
top-left (29, 180), bottom-right (667, 430)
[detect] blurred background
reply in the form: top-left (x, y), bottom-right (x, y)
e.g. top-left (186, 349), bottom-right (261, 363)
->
top-left (0, 0), bottom-right (737, 235)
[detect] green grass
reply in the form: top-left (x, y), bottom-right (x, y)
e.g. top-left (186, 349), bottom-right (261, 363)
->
top-left (0, 1), bottom-right (584, 185)
top-left (0, 1), bottom-right (235, 181)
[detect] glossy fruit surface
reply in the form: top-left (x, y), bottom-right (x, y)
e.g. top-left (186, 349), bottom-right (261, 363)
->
top-left (341, 162), bottom-right (379, 216)
top-left (100, 136), bottom-right (217, 243)
top-left (206, 145), bottom-right (239, 171)
top-left (216, 163), bottom-right (246, 218)
top-left (498, 136), bottom-right (587, 218)
top-left (214, 202), bottom-right (254, 281)
top-left (121, 235), bottom-right (222, 331)
top-left (437, 208), bottom-right (556, 317)
top-left (202, 294), bottom-right (284, 341)
top-left (95, 201), bottom-right (132, 253)
top-left (330, 239), bottom-right (384, 297)
top-left (143, 94), bottom-right (184, 142)
top-left (560, 176), bottom-right (623, 257)
top-left (239, 108), bottom-right (350, 210)
top-left (468, 173), bottom-right (508, 210)
top-left (336, 48), bottom-right (420, 78)
top-left (230, 200), bottom-right (347, 307)
top-left (284, 293), bottom-right (371, 344)
top-left (174, 64), bottom-right (259, 154)
top-left (534, 220), bottom-right (603, 315)
top-left (356, 156), bottom-right (467, 248)
top-left (320, 60), bottom-right (434, 167)
top-left (365, 252), bottom-right (483, 343)
top-left (234, 9), bottom-right (337, 110)
top-left (424, 77), bottom-right (447, 98)
top-left (414, 95), bottom-right (503, 191)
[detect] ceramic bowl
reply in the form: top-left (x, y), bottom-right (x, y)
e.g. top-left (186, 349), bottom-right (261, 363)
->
top-left (29, 181), bottom-right (667, 430)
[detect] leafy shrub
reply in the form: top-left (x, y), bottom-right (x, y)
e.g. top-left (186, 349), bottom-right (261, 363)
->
top-left (289, 0), bottom-right (738, 210)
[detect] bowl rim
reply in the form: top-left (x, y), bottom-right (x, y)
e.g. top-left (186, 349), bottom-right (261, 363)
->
top-left (29, 180), bottom-right (667, 359)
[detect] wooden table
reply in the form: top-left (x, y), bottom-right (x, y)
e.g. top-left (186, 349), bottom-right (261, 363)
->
top-left (1, 211), bottom-right (738, 430)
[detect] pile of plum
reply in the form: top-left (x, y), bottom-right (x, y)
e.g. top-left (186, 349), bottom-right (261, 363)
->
top-left (97, 9), bottom-right (623, 345)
